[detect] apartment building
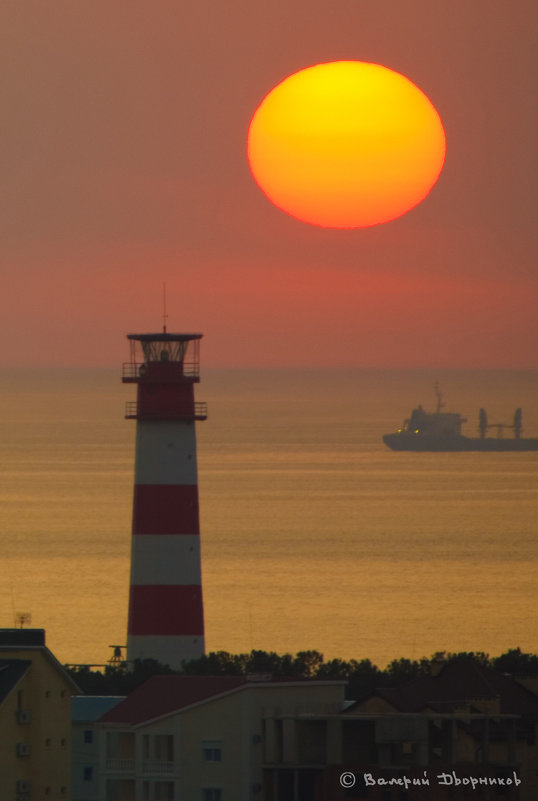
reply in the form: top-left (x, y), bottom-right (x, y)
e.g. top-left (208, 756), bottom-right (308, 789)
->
top-left (0, 628), bottom-right (79, 801)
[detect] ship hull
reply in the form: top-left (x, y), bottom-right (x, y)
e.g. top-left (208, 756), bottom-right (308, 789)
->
top-left (383, 434), bottom-right (538, 452)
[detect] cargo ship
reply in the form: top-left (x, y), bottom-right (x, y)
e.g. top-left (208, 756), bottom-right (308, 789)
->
top-left (383, 385), bottom-right (538, 452)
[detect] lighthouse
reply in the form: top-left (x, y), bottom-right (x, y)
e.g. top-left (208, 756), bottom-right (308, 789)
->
top-left (122, 331), bottom-right (207, 669)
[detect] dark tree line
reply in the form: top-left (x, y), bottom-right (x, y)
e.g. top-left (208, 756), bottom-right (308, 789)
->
top-left (66, 647), bottom-right (538, 697)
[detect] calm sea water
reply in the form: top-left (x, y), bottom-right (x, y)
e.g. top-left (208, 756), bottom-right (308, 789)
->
top-left (0, 367), bottom-right (537, 668)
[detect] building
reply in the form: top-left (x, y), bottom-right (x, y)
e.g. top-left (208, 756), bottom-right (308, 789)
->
top-left (0, 628), bottom-right (79, 800)
top-left (97, 674), bottom-right (346, 801)
top-left (72, 695), bottom-right (124, 801)
top-left (88, 660), bottom-right (538, 800)
top-left (122, 331), bottom-right (207, 670)
top-left (336, 658), bottom-right (538, 799)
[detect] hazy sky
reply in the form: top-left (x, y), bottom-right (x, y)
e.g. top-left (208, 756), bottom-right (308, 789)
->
top-left (2, 1), bottom-right (536, 367)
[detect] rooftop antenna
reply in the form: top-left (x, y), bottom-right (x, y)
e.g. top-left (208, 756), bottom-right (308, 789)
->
top-left (14, 612), bottom-right (32, 629)
top-left (162, 282), bottom-right (168, 333)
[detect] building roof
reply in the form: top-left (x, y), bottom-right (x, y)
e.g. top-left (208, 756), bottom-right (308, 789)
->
top-left (0, 659), bottom-right (31, 706)
top-left (0, 629), bottom-right (45, 647)
top-left (0, 628), bottom-right (80, 693)
top-left (100, 676), bottom-right (248, 725)
top-left (347, 660), bottom-right (538, 717)
top-left (72, 695), bottom-right (125, 722)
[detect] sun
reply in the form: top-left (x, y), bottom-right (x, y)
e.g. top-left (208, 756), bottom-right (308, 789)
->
top-left (247, 61), bottom-right (446, 228)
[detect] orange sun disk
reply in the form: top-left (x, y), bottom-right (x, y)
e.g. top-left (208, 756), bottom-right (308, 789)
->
top-left (247, 61), bottom-right (446, 228)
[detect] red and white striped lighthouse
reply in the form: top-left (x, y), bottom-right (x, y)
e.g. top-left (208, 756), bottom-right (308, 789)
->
top-left (122, 331), bottom-right (207, 668)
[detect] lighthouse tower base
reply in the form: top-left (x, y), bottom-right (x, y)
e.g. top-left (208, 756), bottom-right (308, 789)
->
top-left (127, 635), bottom-right (204, 669)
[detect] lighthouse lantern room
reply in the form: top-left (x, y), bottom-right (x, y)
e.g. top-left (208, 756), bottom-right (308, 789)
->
top-left (123, 331), bottom-right (206, 669)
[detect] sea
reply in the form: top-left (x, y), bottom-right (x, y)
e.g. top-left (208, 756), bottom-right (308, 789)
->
top-left (0, 367), bottom-right (537, 669)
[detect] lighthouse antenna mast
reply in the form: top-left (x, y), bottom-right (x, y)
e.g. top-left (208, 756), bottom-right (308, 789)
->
top-left (162, 282), bottom-right (168, 333)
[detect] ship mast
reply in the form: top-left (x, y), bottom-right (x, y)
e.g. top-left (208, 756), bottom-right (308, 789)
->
top-left (434, 381), bottom-right (445, 414)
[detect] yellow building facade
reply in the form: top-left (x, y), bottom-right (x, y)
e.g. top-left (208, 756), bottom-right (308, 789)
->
top-left (0, 629), bottom-right (78, 801)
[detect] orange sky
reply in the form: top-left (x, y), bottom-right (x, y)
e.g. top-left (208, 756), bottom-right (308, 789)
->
top-left (2, 1), bottom-right (537, 367)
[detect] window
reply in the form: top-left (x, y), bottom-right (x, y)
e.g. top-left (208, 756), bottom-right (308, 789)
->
top-left (140, 781), bottom-right (174, 801)
top-left (154, 734), bottom-right (174, 761)
top-left (202, 740), bottom-right (222, 762)
top-left (83, 729), bottom-right (94, 744)
top-left (107, 779), bottom-right (136, 801)
top-left (203, 791), bottom-right (222, 801)
top-left (83, 766), bottom-right (94, 782)
top-left (143, 734), bottom-right (151, 760)
top-left (155, 782), bottom-right (174, 801)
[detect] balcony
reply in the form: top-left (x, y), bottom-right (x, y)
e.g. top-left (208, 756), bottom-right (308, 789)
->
top-left (105, 757), bottom-right (174, 774)
top-left (124, 401), bottom-right (207, 421)
top-left (106, 758), bottom-right (135, 772)
top-left (122, 361), bottom-right (200, 382)
top-left (142, 760), bottom-right (175, 774)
